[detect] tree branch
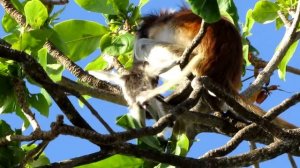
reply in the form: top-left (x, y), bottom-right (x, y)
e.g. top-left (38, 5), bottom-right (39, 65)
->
top-left (0, 44), bottom-right (94, 130)
top-left (0, 0), bottom-right (121, 95)
top-left (12, 78), bottom-right (41, 131)
top-left (242, 0), bottom-right (300, 98)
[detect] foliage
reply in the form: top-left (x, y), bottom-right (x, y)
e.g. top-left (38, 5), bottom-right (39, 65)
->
top-left (0, 0), bottom-right (300, 167)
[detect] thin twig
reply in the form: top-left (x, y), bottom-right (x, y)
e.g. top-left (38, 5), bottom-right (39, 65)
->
top-left (179, 21), bottom-right (207, 69)
top-left (266, 92), bottom-right (300, 120)
top-left (249, 55), bottom-right (300, 76)
top-left (278, 11), bottom-right (291, 27)
top-left (249, 141), bottom-right (260, 168)
top-left (20, 141), bottom-right (49, 168)
top-left (287, 153), bottom-right (298, 168)
top-left (76, 95), bottom-right (115, 134)
top-left (43, 151), bottom-right (111, 168)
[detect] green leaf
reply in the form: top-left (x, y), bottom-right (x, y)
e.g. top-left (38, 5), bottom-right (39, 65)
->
top-left (22, 144), bottom-right (50, 167)
top-left (0, 120), bottom-right (13, 137)
top-left (114, 0), bottom-right (129, 13)
top-left (118, 53), bottom-right (133, 69)
top-left (252, 0), bottom-right (279, 24)
top-left (76, 154), bottom-right (143, 168)
top-left (174, 134), bottom-right (189, 156)
top-left (278, 41), bottom-right (299, 80)
top-left (28, 93), bottom-right (50, 117)
top-left (24, 0), bottom-right (48, 29)
top-left (11, 29), bottom-right (49, 52)
top-left (85, 55), bottom-right (108, 71)
top-left (16, 107), bottom-right (30, 130)
top-left (242, 42), bottom-right (251, 66)
top-left (100, 33), bottom-right (135, 56)
top-left (54, 20), bottom-right (109, 61)
top-left (0, 121), bottom-right (24, 168)
top-left (46, 64), bottom-right (64, 82)
top-left (74, 0), bottom-right (119, 14)
top-left (275, 17), bottom-right (285, 30)
top-left (38, 47), bottom-right (48, 69)
top-left (116, 114), bottom-right (141, 129)
top-left (0, 76), bottom-right (16, 114)
top-left (41, 89), bottom-right (52, 107)
top-left (2, 14), bottom-right (18, 33)
top-left (217, 0), bottom-right (239, 26)
top-left (138, 0), bottom-right (149, 8)
top-left (116, 115), bottom-right (162, 151)
top-left (186, 0), bottom-right (221, 23)
top-left (243, 9), bottom-right (255, 38)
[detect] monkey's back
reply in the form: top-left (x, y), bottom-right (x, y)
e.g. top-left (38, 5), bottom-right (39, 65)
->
top-left (139, 9), bottom-right (243, 94)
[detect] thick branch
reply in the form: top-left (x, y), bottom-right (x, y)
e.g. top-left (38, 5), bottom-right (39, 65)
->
top-left (43, 41), bottom-right (121, 94)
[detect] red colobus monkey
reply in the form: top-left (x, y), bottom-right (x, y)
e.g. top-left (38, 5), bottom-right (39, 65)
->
top-left (135, 9), bottom-right (243, 109)
top-left (134, 9), bottom-right (296, 130)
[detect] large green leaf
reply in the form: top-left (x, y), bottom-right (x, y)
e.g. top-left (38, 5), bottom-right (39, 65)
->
top-left (28, 93), bottom-right (50, 117)
top-left (24, 0), bottom-right (48, 29)
top-left (54, 20), bottom-right (109, 61)
top-left (252, 0), bottom-right (279, 24)
top-left (100, 33), bottom-right (134, 56)
top-left (217, 0), bottom-right (239, 26)
top-left (85, 55), bottom-right (108, 71)
top-left (2, 14), bottom-right (18, 33)
top-left (186, 0), bottom-right (221, 23)
top-left (74, 0), bottom-right (119, 14)
top-left (46, 64), bottom-right (64, 82)
top-left (76, 154), bottom-right (143, 168)
top-left (174, 134), bottom-right (189, 156)
top-left (278, 41), bottom-right (299, 80)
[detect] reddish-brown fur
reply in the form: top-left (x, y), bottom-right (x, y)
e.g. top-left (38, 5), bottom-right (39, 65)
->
top-left (137, 9), bottom-right (243, 94)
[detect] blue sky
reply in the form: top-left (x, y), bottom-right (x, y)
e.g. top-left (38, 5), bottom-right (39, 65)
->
top-left (1, 0), bottom-right (300, 167)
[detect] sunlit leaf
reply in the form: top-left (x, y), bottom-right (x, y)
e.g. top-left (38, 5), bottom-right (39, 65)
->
top-left (243, 9), bottom-right (254, 37)
top-left (24, 0), bottom-right (48, 29)
top-left (278, 41), bottom-right (299, 80)
top-left (85, 55), bottom-right (108, 71)
top-left (252, 0), bottom-right (279, 24)
top-left (46, 64), bottom-right (64, 82)
top-left (74, 0), bottom-right (118, 14)
top-left (54, 20), bottom-right (109, 61)
top-left (76, 154), bottom-right (143, 168)
top-left (2, 14), bottom-right (18, 33)
top-left (174, 134), bottom-right (189, 156)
